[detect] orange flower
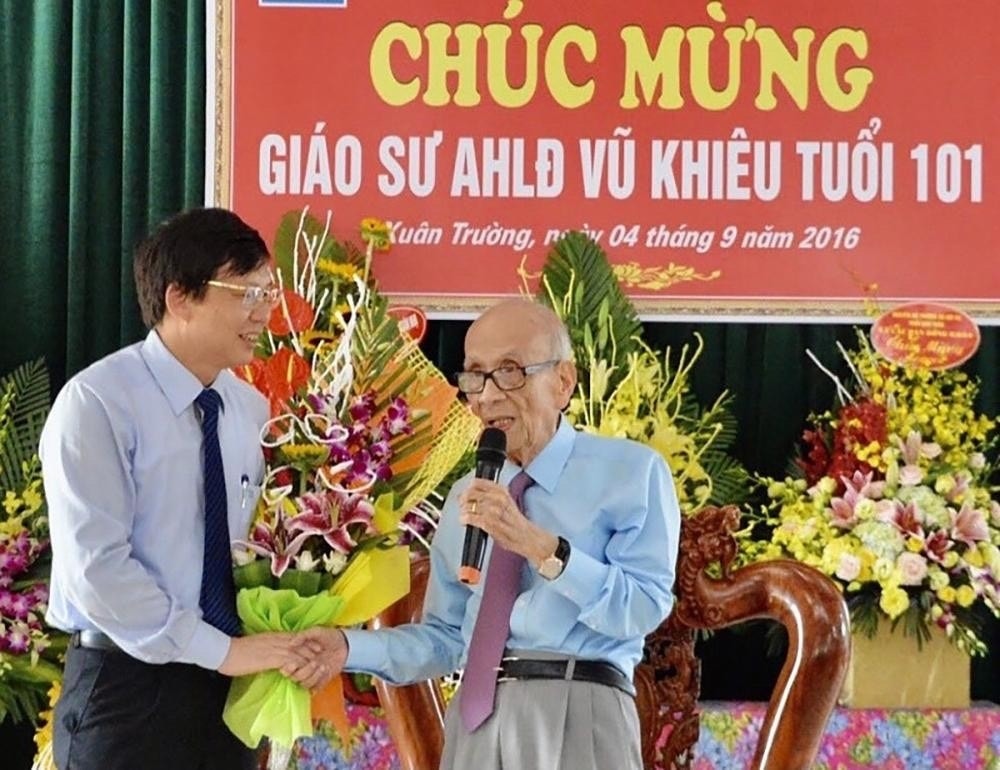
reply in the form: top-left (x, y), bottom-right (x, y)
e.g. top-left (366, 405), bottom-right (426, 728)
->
top-left (268, 290), bottom-right (316, 336)
top-left (235, 349), bottom-right (310, 417)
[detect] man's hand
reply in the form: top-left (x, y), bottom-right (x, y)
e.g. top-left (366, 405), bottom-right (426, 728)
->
top-left (218, 632), bottom-right (311, 677)
top-left (281, 628), bottom-right (349, 691)
top-left (459, 478), bottom-right (558, 569)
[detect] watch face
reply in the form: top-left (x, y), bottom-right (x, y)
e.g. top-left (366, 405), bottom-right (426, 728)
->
top-left (539, 556), bottom-right (563, 580)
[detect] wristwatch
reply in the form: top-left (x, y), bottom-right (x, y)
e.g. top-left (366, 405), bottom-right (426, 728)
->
top-left (538, 536), bottom-right (571, 580)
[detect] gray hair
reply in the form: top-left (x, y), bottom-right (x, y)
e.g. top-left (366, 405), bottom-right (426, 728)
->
top-left (549, 315), bottom-right (574, 362)
top-left (524, 299), bottom-right (573, 363)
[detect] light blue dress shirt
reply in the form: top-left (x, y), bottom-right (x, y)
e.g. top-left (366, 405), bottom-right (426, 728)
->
top-left (40, 330), bottom-right (267, 670)
top-left (344, 417), bottom-right (681, 683)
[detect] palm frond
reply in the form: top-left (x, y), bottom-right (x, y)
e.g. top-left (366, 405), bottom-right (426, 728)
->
top-left (536, 232), bottom-right (641, 391)
top-left (350, 292), bottom-right (408, 394)
top-left (0, 359), bottom-right (50, 492)
top-left (0, 653), bottom-right (62, 724)
top-left (702, 454), bottom-right (750, 505)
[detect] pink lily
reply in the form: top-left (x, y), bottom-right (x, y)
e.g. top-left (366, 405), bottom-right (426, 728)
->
top-left (286, 490), bottom-right (376, 554)
top-left (950, 503), bottom-right (989, 546)
top-left (829, 470), bottom-right (885, 528)
top-left (890, 500), bottom-right (924, 538)
top-left (234, 518), bottom-right (312, 579)
top-left (896, 431), bottom-right (940, 486)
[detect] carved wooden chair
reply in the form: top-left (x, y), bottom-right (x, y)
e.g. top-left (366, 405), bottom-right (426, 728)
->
top-left (370, 505), bottom-right (851, 770)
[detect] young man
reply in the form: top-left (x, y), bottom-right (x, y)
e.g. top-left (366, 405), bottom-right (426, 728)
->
top-left (293, 299), bottom-right (681, 769)
top-left (41, 208), bottom-right (311, 769)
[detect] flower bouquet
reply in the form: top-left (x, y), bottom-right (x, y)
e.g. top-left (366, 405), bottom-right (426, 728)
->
top-left (739, 331), bottom-right (1000, 655)
top-left (222, 211), bottom-right (479, 764)
top-left (0, 360), bottom-right (64, 731)
top-left (524, 233), bottom-right (748, 512)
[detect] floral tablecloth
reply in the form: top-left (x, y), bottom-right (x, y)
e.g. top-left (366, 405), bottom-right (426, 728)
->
top-left (287, 701), bottom-right (1000, 770)
top-left (691, 701), bottom-right (1000, 770)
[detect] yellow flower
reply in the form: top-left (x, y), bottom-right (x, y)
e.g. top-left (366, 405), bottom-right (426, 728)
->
top-left (905, 537), bottom-right (923, 553)
top-left (982, 544), bottom-right (1000, 578)
top-left (928, 569), bottom-right (950, 591)
top-left (934, 475), bottom-right (956, 496)
top-left (964, 547), bottom-right (984, 569)
top-left (280, 444), bottom-right (331, 465)
top-left (3, 490), bottom-right (21, 514)
top-left (872, 557), bottom-right (895, 583)
top-left (21, 486), bottom-right (43, 512)
top-left (879, 586), bottom-right (909, 619)
top-left (941, 551), bottom-right (959, 569)
top-left (955, 584), bottom-right (977, 608)
top-left (936, 585), bottom-right (957, 604)
top-left (316, 259), bottom-right (360, 280)
top-left (34, 680), bottom-right (61, 755)
top-left (360, 217), bottom-right (391, 251)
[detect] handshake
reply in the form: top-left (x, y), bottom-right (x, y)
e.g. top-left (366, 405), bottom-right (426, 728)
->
top-left (217, 627), bottom-right (349, 690)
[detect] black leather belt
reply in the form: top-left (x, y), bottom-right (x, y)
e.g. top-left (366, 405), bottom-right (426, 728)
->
top-left (71, 629), bottom-right (122, 652)
top-left (497, 658), bottom-right (634, 696)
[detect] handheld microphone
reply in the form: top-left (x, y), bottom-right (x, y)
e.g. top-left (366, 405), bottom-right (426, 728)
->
top-left (459, 427), bottom-right (507, 585)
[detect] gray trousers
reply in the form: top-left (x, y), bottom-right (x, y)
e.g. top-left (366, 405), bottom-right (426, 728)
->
top-left (440, 677), bottom-right (642, 770)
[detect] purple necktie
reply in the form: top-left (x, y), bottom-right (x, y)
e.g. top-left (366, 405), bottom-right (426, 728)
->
top-left (460, 471), bottom-right (535, 732)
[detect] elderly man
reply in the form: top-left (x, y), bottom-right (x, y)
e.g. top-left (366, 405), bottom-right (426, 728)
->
top-left (295, 298), bottom-right (680, 769)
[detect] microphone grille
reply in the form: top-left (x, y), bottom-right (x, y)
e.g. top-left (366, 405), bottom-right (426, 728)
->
top-left (476, 427), bottom-right (507, 460)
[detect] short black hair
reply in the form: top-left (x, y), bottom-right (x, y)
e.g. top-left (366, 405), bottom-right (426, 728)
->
top-left (133, 207), bottom-right (269, 328)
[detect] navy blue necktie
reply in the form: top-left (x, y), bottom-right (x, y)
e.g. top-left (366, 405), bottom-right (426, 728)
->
top-left (196, 388), bottom-right (241, 636)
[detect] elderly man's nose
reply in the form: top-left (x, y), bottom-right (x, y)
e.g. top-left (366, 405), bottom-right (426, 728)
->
top-left (479, 375), bottom-right (505, 399)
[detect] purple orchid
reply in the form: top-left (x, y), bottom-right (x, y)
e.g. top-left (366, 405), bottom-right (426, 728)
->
top-left (349, 392), bottom-right (377, 423)
top-left (1, 620), bottom-right (31, 654)
top-left (381, 397), bottom-right (412, 437)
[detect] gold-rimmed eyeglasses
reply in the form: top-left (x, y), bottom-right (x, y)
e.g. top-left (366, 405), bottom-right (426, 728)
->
top-left (206, 280), bottom-right (281, 309)
top-left (455, 360), bottom-right (559, 395)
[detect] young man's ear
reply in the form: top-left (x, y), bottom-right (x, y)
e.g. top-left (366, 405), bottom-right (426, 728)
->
top-left (164, 283), bottom-right (193, 322)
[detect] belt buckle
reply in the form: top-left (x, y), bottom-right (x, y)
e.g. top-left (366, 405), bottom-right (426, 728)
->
top-left (496, 655), bottom-right (517, 682)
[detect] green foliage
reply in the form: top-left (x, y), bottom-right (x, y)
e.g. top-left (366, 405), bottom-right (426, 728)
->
top-left (534, 235), bottom-right (749, 510)
top-left (536, 232), bottom-right (642, 396)
top-left (0, 644), bottom-right (64, 724)
top-left (0, 359), bottom-right (50, 494)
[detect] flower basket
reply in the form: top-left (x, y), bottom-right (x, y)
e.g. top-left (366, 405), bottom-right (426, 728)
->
top-left (738, 330), bottom-right (1000, 663)
top-left (841, 624), bottom-right (969, 708)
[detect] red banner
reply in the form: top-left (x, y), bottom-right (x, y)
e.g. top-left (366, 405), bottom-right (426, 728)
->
top-left (207, 0), bottom-right (999, 321)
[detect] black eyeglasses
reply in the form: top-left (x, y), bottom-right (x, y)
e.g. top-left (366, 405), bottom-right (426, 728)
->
top-left (455, 360), bottom-right (559, 394)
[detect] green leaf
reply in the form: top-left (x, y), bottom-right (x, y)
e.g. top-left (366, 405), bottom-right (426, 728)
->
top-left (277, 568), bottom-right (323, 597)
top-left (233, 559), bottom-right (276, 590)
top-left (0, 359), bottom-right (50, 493)
top-left (271, 210), bottom-right (341, 291)
top-left (536, 232), bottom-right (641, 398)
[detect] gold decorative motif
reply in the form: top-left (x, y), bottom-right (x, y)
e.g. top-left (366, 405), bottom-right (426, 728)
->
top-left (613, 261), bottom-right (721, 290)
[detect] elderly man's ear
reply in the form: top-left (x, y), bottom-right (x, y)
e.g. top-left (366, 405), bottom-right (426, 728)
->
top-left (557, 360), bottom-right (577, 410)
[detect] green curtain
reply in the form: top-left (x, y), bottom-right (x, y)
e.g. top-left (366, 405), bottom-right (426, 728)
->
top-left (0, 0), bottom-right (204, 384)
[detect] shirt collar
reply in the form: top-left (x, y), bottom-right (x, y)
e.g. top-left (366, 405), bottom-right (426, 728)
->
top-left (517, 416), bottom-right (575, 494)
top-left (140, 329), bottom-right (224, 416)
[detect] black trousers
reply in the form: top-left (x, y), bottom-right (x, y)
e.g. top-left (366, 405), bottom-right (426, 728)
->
top-left (54, 644), bottom-right (257, 770)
